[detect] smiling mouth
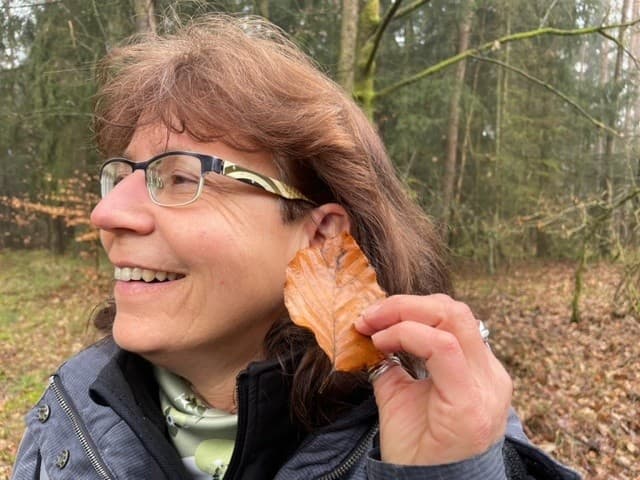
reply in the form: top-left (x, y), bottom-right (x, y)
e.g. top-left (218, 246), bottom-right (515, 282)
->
top-left (114, 266), bottom-right (186, 283)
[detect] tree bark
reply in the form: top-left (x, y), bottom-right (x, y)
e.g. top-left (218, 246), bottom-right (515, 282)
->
top-left (134, 0), bottom-right (156, 34)
top-left (600, 0), bottom-right (630, 255)
top-left (337, 0), bottom-right (359, 94)
top-left (632, 1), bottom-right (640, 196)
top-left (441, 3), bottom-right (474, 234)
top-left (354, 0), bottom-right (382, 118)
top-left (353, 0), bottom-right (403, 118)
top-left (256, 0), bottom-right (269, 19)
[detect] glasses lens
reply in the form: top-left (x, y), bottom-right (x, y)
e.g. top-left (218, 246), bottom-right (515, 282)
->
top-left (148, 154), bottom-right (202, 206)
top-left (101, 160), bottom-right (132, 198)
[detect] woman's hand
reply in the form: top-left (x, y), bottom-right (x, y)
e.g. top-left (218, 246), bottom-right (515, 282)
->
top-left (354, 294), bottom-right (512, 466)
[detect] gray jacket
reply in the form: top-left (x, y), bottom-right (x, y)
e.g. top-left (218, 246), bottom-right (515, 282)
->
top-left (11, 339), bottom-right (581, 480)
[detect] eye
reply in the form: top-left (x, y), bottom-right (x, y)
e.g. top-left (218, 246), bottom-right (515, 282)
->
top-left (112, 172), bottom-right (128, 185)
top-left (168, 170), bottom-right (200, 185)
top-left (152, 155), bottom-right (201, 188)
top-left (103, 162), bottom-right (132, 186)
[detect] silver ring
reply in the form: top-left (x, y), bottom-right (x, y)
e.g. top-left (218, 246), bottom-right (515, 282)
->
top-left (478, 320), bottom-right (490, 346)
top-left (368, 354), bottom-right (402, 383)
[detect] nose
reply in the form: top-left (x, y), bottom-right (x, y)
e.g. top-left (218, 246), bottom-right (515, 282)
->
top-left (90, 171), bottom-right (155, 235)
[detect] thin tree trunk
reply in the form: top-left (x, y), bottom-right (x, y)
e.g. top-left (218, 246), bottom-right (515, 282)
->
top-left (354, 0), bottom-right (381, 118)
top-left (601, 0), bottom-right (630, 254)
top-left (337, 0), bottom-right (359, 94)
top-left (455, 59), bottom-right (482, 208)
top-left (353, 0), bottom-right (403, 118)
top-left (632, 0), bottom-right (640, 194)
top-left (256, 0), bottom-right (269, 19)
top-left (134, 0), bottom-right (156, 34)
top-left (441, 2), bottom-right (473, 235)
top-left (596, 18), bottom-right (609, 192)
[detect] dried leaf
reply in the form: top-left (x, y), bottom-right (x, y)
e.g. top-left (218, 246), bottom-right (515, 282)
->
top-left (284, 232), bottom-right (386, 371)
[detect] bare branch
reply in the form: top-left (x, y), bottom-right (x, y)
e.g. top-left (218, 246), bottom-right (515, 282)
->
top-left (5, 1), bottom-right (62, 8)
top-left (472, 55), bottom-right (621, 137)
top-left (376, 17), bottom-right (640, 99)
top-left (393, 0), bottom-right (431, 21)
top-left (598, 30), bottom-right (640, 69)
top-left (91, 0), bottom-right (108, 44)
top-left (363, 0), bottom-right (404, 76)
top-left (539, 0), bottom-right (559, 28)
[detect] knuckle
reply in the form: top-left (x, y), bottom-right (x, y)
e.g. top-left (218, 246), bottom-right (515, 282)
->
top-left (452, 301), bottom-right (474, 320)
top-left (438, 332), bottom-right (462, 355)
top-left (393, 294), bottom-right (414, 310)
top-left (429, 295), bottom-right (454, 324)
top-left (430, 293), bottom-right (453, 303)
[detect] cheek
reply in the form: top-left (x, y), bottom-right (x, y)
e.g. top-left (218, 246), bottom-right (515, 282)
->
top-left (191, 226), bottom-right (236, 259)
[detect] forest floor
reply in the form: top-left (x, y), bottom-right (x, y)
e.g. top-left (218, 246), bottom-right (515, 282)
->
top-left (0, 250), bottom-right (638, 479)
top-left (456, 260), bottom-right (639, 480)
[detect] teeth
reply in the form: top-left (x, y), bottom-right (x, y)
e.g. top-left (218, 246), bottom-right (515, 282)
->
top-left (142, 269), bottom-right (156, 282)
top-left (131, 268), bottom-right (142, 281)
top-left (119, 267), bottom-right (131, 281)
top-left (114, 266), bottom-right (182, 283)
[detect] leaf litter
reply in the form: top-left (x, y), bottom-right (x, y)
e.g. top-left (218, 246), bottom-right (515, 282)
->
top-left (456, 261), bottom-right (639, 480)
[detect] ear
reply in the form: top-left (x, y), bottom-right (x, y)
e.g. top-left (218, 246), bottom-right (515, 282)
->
top-left (304, 203), bottom-right (351, 248)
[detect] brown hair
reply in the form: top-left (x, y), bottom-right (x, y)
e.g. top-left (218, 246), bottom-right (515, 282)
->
top-left (93, 14), bottom-right (451, 430)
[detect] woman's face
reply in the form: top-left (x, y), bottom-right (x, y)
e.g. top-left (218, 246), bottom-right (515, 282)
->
top-left (90, 123), bottom-right (310, 366)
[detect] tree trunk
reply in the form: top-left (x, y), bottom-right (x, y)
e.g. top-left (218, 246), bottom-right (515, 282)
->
top-left (455, 59), bottom-right (482, 208)
top-left (441, 2), bottom-right (474, 235)
top-left (596, 17), bottom-right (609, 192)
top-left (600, 0), bottom-right (630, 255)
top-left (633, 0), bottom-right (640, 208)
top-left (134, 0), bottom-right (156, 34)
top-left (354, 0), bottom-right (381, 118)
top-left (255, 0), bottom-right (269, 19)
top-left (337, 0), bottom-right (359, 94)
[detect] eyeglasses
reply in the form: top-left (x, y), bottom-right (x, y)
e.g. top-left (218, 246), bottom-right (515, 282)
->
top-left (99, 151), bottom-right (315, 207)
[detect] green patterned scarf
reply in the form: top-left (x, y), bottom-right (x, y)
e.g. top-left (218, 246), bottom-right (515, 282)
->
top-left (154, 367), bottom-right (237, 479)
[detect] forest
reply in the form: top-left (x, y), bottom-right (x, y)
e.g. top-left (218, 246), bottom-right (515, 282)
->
top-left (0, 0), bottom-right (639, 478)
top-left (1, 0), bottom-right (639, 317)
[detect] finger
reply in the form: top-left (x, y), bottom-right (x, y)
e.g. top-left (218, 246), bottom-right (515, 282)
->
top-left (371, 321), bottom-right (475, 403)
top-left (369, 359), bottom-right (415, 406)
top-left (356, 294), bottom-right (489, 365)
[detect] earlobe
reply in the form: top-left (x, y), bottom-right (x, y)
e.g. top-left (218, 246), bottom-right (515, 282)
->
top-left (307, 203), bottom-right (351, 248)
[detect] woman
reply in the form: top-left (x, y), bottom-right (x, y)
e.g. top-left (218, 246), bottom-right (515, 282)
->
top-left (12, 15), bottom-right (580, 480)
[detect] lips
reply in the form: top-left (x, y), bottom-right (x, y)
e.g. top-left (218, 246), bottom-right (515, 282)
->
top-left (114, 266), bottom-right (185, 282)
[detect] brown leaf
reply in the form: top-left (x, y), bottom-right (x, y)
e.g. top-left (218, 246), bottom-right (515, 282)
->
top-left (284, 232), bottom-right (386, 372)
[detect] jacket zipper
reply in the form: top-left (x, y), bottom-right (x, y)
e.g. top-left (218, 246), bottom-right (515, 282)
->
top-left (49, 375), bottom-right (115, 480)
top-left (318, 423), bottom-right (379, 480)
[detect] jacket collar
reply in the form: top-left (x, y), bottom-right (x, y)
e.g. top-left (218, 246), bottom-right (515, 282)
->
top-left (89, 341), bottom-right (307, 479)
top-left (88, 339), bottom-right (378, 480)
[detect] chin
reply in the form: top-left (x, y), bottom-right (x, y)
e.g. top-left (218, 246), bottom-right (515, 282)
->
top-left (111, 313), bottom-right (167, 355)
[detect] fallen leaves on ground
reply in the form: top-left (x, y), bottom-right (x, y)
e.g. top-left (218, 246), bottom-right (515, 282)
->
top-left (285, 232), bottom-right (386, 371)
top-left (456, 260), bottom-right (639, 480)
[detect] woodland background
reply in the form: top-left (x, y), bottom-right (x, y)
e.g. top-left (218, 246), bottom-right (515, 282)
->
top-left (0, 0), bottom-right (639, 478)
